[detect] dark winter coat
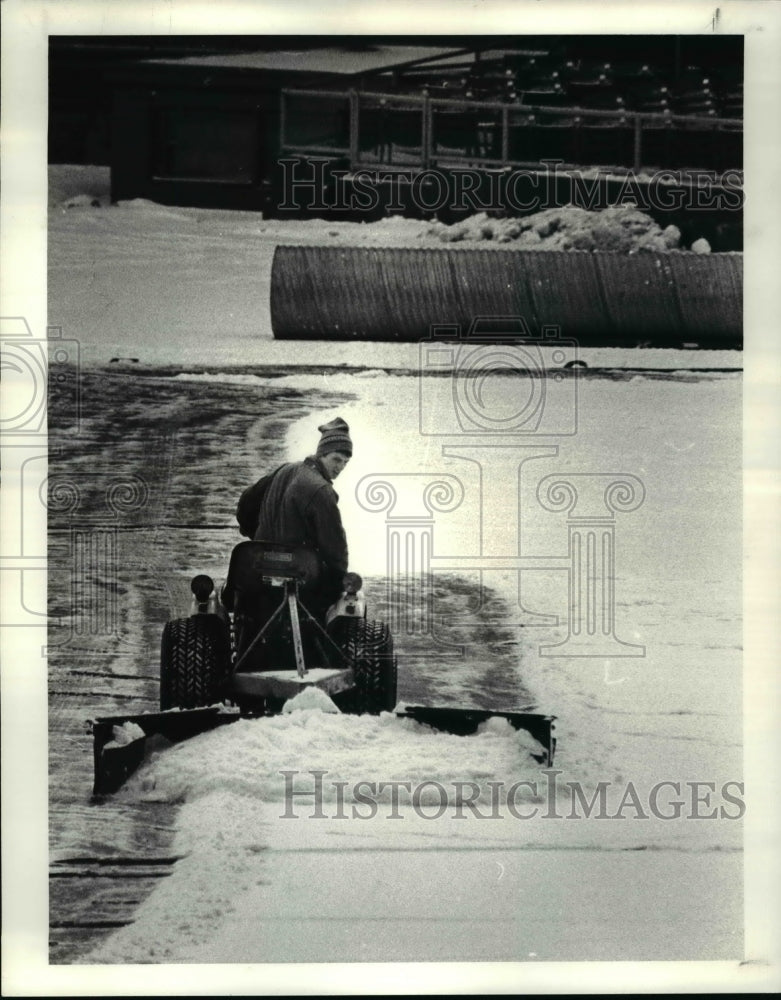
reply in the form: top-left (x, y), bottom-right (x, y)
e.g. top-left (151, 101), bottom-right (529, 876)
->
top-left (236, 457), bottom-right (349, 578)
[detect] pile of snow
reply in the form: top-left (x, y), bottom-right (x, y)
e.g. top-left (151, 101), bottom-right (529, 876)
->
top-left (124, 710), bottom-right (546, 808)
top-left (170, 372), bottom-right (266, 385)
top-left (427, 204), bottom-right (703, 253)
top-left (281, 686), bottom-right (340, 714)
top-left (88, 787), bottom-right (273, 964)
top-left (89, 692), bottom-right (740, 963)
top-left (102, 721), bottom-right (145, 749)
top-left (84, 712), bottom-right (546, 962)
top-left (49, 164), bottom-right (111, 210)
top-left (49, 166), bottom-right (716, 255)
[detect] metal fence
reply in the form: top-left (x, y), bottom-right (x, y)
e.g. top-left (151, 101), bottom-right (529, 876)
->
top-left (280, 87), bottom-right (742, 176)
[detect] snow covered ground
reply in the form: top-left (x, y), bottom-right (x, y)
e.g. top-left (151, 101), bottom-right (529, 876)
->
top-left (81, 369), bottom-right (742, 964)
top-left (44, 167), bottom-right (745, 965)
top-left (48, 166), bottom-right (741, 370)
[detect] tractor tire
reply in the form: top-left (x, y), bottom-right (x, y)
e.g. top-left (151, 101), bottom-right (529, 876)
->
top-left (160, 615), bottom-right (231, 711)
top-left (334, 618), bottom-right (397, 715)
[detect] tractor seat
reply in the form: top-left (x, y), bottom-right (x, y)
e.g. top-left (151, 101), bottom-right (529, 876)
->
top-left (222, 541), bottom-right (321, 613)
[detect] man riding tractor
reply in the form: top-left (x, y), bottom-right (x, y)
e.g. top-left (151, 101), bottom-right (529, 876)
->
top-left (91, 415), bottom-right (552, 796)
top-left (226, 417), bottom-right (354, 671)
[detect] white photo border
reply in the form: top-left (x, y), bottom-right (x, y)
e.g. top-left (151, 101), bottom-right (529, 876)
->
top-left (1, 1), bottom-right (779, 994)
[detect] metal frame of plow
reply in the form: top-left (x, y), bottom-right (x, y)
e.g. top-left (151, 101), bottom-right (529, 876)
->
top-left (397, 705), bottom-right (556, 766)
top-left (87, 707), bottom-right (241, 797)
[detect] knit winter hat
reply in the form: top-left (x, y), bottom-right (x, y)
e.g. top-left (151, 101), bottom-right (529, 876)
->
top-left (316, 417), bottom-right (353, 458)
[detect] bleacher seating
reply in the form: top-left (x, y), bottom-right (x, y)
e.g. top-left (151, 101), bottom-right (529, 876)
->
top-left (358, 42), bottom-right (741, 173)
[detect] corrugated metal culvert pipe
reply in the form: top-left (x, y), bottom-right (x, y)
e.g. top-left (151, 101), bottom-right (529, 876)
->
top-left (270, 246), bottom-right (742, 347)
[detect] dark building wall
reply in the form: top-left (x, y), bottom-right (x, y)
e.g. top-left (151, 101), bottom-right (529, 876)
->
top-left (50, 35), bottom-right (744, 167)
top-left (108, 61), bottom-right (346, 210)
top-left (49, 36), bottom-right (289, 165)
top-left (111, 79), bottom-right (281, 210)
top-left (50, 35), bottom-right (742, 246)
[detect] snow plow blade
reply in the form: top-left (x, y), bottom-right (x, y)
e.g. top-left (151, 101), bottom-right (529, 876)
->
top-left (89, 704), bottom-right (555, 795)
top-left (87, 707), bottom-right (240, 797)
top-left (395, 705), bottom-right (556, 766)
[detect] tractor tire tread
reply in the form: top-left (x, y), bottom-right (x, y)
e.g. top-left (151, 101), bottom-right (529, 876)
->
top-left (334, 617), bottom-right (397, 715)
top-left (160, 616), bottom-right (231, 711)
